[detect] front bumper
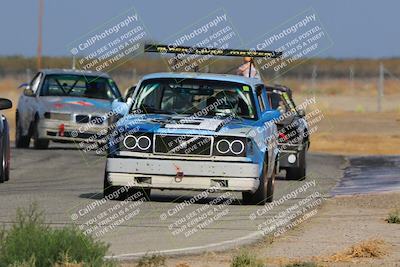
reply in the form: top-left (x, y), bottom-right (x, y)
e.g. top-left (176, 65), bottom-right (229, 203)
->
top-left (278, 143), bottom-right (305, 168)
top-left (38, 119), bottom-right (107, 143)
top-left (106, 157), bottom-right (260, 192)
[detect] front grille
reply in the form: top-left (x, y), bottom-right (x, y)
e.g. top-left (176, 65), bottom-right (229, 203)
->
top-left (50, 113), bottom-right (71, 121)
top-left (90, 116), bottom-right (104, 125)
top-left (75, 115), bottom-right (89, 123)
top-left (154, 134), bottom-right (213, 156)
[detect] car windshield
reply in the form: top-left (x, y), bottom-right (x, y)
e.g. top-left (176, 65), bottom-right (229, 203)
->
top-left (132, 78), bottom-right (257, 119)
top-left (40, 74), bottom-right (121, 100)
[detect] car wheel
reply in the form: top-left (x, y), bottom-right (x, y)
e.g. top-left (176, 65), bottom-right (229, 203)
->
top-left (242, 159), bottom-right (275, 205)
top-left (15, 116), bottom-right (30, 148)
top-left (33, 120), bottom-right (49, 149)
top-left (4, 133), bottom-right (10, 181)
top-left (286, 148), bottom-right (306, 181)
top-left (0, 149), bottom-right (5, 183)
top-left (103, 172), bottom-right (127, 201)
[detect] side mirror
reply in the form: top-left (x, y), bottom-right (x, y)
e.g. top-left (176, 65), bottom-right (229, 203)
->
top-left (297, 109), bottom-right (305, 117)
top-left (261, 110), bottom-right (280, 122)
top-left (18, 83), bottom-right (29, 89)
top-left (111, 99), bottom-right (129, 117)
top-left (0, 98), bottom-right (12, 110)
top-left (23, 87), bottom-right (35, 97)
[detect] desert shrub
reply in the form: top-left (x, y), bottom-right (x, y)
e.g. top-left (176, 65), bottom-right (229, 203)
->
top-left (0, 203), bottom-right (115, 267)
top-left (231, 250), bottom-right (264, 267)
top-left (386, 210), bottom-right (400, 224)
top-left (135, 253), bottom-right (165, 267)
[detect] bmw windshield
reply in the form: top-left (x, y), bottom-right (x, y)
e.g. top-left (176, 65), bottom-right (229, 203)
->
top-left (40, 74), bottom-right (122, 100)
top-left (132, 78), bottom-right (257, 119)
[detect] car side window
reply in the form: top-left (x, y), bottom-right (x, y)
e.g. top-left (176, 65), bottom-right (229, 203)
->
top-left (30, 72), bottom-right (42, 94)
top-left (261, 87), bottom-right (272, 110)
top-left (255, 85), bottom-right (266, 112)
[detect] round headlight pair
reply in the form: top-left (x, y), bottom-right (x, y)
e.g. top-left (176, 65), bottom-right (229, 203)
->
top-left (216, 139), bottom-right (245, 155)
top-left (123, 135), bottom-right (151, 150)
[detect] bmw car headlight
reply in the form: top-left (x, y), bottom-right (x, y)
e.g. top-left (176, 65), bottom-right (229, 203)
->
top-left (120, 133), bottom-right (153, 153)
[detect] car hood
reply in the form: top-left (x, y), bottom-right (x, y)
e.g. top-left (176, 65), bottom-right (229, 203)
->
top-left (39, 96), bottom-right (112, 114)
top-left (116, 114), bottom-right (257, 137)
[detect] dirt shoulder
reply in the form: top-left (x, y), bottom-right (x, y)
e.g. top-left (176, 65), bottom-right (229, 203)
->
top-left (140, 192), bottom-right (400, 267)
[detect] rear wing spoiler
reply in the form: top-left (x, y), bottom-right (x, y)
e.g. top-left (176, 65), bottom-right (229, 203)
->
top-left (144, 44), bottom-right (282, 58)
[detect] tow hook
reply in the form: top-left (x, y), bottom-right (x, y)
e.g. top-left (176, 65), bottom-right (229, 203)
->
top-left (173, 164), bottom-right (184, 183)
top-left (58, 123), bottom-right (65, 137)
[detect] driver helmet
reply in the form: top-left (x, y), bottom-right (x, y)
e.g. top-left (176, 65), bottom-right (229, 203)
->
top-left (214, 90), bottom-right (239, 115)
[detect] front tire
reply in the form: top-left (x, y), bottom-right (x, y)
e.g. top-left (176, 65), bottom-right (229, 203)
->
top-left (242, 160), bottom-right (275, 205)
top-left (0, 149), bottom-right (5, 183)
top-left (15, 115), bottom-right (30, 148)
top-left (103, 172), bottom-right (126, 201)
top-left (285, 148), bottom-right (306, 181)
top-left (33, 120), bottom-right (49, 149)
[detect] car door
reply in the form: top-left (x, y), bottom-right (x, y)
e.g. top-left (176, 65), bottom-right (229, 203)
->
top-left (20, 72), bottom-right (42, 133)
top-left (255, 84), bottom-right (278, 177)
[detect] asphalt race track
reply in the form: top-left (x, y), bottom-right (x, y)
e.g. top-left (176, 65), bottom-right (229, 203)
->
top-left (332, 156), bottom-right (400, 195)
top-left (0, 144), bottom-right (347, 258)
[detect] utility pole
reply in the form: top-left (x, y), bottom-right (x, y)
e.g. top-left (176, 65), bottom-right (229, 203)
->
top-left (349, 66), bottom-right (354, 93)
top-left (377, 63), bottom-right (384, 112)
top-left (311, 65), bottom-right (317, 96)
top-left (37, 0), bottom-right (44, 70)
top-left (72, 55), bottom-right (76, 70)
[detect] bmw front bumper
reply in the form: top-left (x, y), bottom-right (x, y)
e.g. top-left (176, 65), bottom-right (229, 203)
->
top-left (38, 119), bottom-right (108, 143)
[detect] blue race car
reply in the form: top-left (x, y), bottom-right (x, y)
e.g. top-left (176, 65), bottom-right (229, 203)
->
top-left (105, 72), bottom-right (280, 205)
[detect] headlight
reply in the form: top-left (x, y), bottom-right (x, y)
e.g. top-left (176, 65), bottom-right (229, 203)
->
top-left (120, 133), bottom-right (152, 152)
top-left (216, 139), bottom-right (230, 154)
top-left (214, 136), bottom-right (246, 157)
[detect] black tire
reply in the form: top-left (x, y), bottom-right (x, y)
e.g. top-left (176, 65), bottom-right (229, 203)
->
top-left (4, 133), bottom-right (10, 182)
top-left (15, 115), bottom-right (30, 148)
top-left (103, 172), bottom-right (126, 201)
top-left (33, 119), bottom-right (49, 149)
top-left (285, 148), bottom-right (306, 181)
top-left (0, 149), bottom-right (5, 183)
top-left (242, 159), bottom-right (275, 205)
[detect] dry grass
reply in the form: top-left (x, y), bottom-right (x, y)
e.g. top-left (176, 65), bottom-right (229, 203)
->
top-left (307, 110), bottom-right (400, 155)
top-left (266, 239), bottom-right (389, 265)
top-left (282, 78), bottom-right (400, 96)
top-left (324, 239), bottom-right (388, 262)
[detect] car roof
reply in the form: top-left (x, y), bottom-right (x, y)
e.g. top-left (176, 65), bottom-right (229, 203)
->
top-left (141, 72), bottom-right (264, 87)
top-left (265, 84), bottom-right (292, 93)
top-left (40, 68), bottom-right (111, 78)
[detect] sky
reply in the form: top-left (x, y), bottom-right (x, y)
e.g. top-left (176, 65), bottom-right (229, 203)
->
top-left (0, 0), bottom-right (399, 58)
